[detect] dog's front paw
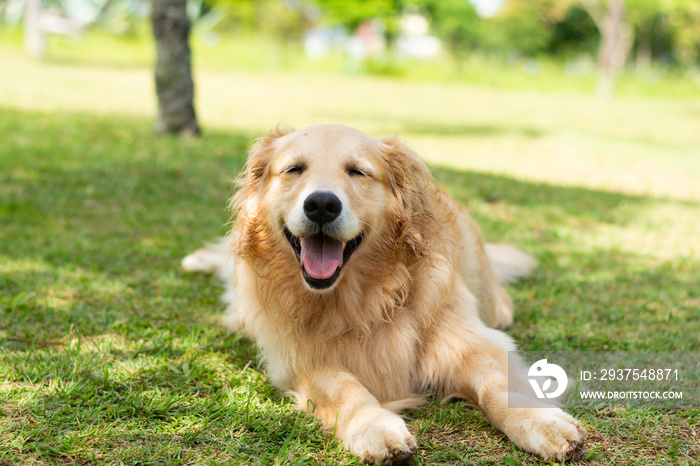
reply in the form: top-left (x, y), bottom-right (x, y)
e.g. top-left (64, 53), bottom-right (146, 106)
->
top-left (344, 406), bottom-right (417, 464)
top-left (506, 408), bottom-right (585, 461)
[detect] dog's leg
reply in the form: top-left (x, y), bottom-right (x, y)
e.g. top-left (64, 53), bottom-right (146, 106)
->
top-left (473, 244), bottom-right (538, 329)
top-left (294, 368), bottom-right (417, 464)
top-left (420, 319), bottom-right (584, 461)
top-left (459, 216), bottom-right (536, 329)
top-left (466, 346), bottom-right (584, 461)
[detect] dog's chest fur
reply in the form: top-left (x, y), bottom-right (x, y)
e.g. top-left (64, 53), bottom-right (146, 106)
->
top-left (236, 249), bottom-right (459, 403)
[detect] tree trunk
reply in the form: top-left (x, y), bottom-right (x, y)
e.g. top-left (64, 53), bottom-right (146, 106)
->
top-left (582, 0), bottom-right (633, 99)
top-left (24, 0), bottom-right (47, 57)
top-left (152, 0), bottom-right (200, 136)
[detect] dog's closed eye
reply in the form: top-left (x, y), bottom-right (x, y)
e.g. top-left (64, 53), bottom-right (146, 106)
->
top-left (284, 164), bottom-right (306, 175)
top-left (347, 166), bottom-right (369, 178)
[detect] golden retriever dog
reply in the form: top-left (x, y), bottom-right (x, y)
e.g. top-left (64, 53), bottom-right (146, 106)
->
top-left (182, 125), bottom-right (585, 463)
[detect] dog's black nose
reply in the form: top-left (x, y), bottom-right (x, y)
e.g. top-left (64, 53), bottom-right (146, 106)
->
top-left (304, 191), bottom-right (342, 225)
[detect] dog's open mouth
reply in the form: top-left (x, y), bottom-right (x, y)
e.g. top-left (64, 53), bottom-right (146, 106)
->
top-left (284, 228), bottom-right (363, 290)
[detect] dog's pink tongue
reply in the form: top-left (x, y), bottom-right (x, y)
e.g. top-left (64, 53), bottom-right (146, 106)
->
top-left (301, 234), bottom-right (343, 280)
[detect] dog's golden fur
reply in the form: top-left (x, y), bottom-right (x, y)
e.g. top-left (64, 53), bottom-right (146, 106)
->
top-left (183, 125), bottom-right (584, 463)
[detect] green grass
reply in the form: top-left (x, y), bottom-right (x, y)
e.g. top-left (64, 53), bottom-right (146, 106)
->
top-left (1, 38), bottom-right (699, 464)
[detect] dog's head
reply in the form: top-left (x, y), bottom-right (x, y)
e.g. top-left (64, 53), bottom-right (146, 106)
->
top-left (231, 125), bottom-right (432, 292)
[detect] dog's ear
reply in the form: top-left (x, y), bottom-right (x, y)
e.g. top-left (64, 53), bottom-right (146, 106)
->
top-left (378, 136), bottom-right (433, 259)
top-left (241, 125), bottom-right (294, 191)
top-left (229, 126), bottom-right (294, 256)
top-left (230, 125), bottom-right (294, 209)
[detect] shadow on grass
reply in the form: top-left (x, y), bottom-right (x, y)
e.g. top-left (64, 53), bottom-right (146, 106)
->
top-left (0, 107), bottom-right (256, 342)
top-left (396, 120), bottom-right (544, 138)
top-left (312, 109), bottom-right (547, 139)
top-left (432, 165), bottom-right (700, 225)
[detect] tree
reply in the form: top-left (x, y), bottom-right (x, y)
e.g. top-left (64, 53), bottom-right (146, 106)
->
top-left (580, 0), bottom-right (633, 97)
top-left (208, 0), bottom-right (311, 40)
top-left (490, 0), bottom-right (570, 56)
top-left (152, 0), bottom-right (200, 136)
top-left (494, 0), bottom-right (637, 96)
top-left (548, 5), bottom-right (599, 57)
top-left (314, 0), bottom-right (398, 31)
top-left (666, 0), bottom-right (700, 66)
top-left (422, 0), bottom-right (482, 58)
top-left (24, 0), bottom-right (47, 57)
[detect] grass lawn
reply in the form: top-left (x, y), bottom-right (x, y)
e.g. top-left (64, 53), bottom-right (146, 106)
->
top-left (1, 39), bottom-right (699, 465)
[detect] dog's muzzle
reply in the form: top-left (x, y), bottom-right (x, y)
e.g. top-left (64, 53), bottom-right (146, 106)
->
top-left (283, 191), bottom-right (363, 290)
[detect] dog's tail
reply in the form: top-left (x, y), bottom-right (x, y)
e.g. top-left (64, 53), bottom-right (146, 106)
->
top-left (484, 243), bottom-right (537, 284)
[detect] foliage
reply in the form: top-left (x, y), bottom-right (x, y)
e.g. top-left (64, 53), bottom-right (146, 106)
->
top-left (6, 0), bottom-right (700, 67)
top-left (484, 0), bottom-right (557, 56)
top-left (314, 0), bottom-right (398, 30)
top-left (419, 0), bottom-right (481, 57)
top-left (574, 0), bottom-right (700, 65)
top-left (308, 0), bottom-right (700, 66)
top-left (549, 5), bottom-right (599, 57)
top-left (666, 0), bottom-right (700, 64)
top-left (205, 0), bottom-right (310, 39)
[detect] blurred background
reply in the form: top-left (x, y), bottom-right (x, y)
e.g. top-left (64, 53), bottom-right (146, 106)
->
top-left (4, 0), bottom-right (700, 89)
top-left (1, 0), bottom-right (699, 198)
